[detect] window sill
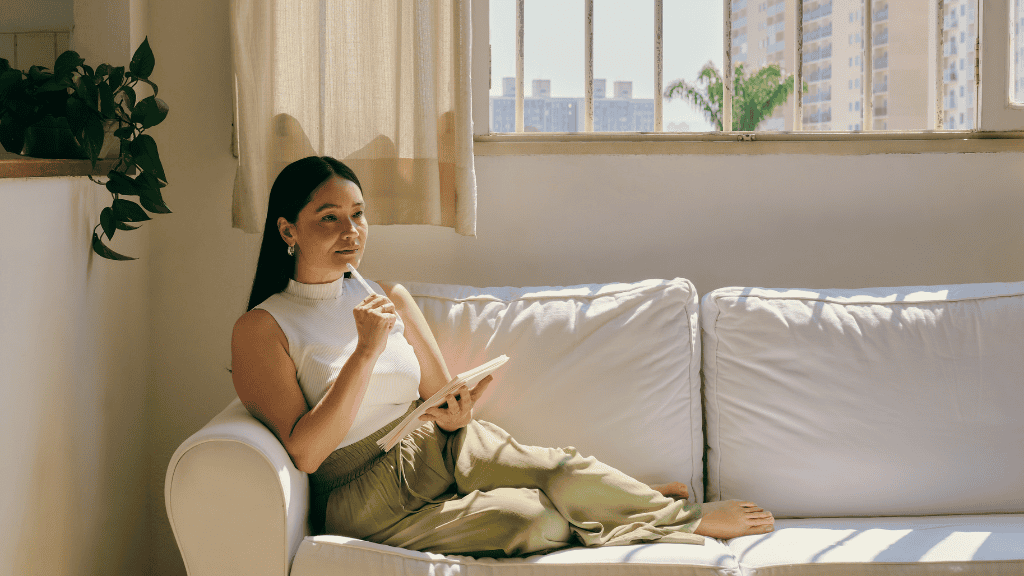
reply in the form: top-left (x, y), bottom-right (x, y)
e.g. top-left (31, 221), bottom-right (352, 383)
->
top-left (0, 150), bottom-right (117, 178)
top-left (473, 131), bottom-right (1024, 156)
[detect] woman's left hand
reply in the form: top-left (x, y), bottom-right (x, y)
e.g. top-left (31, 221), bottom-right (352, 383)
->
top-left (419, 375), bottom-right (493, 432)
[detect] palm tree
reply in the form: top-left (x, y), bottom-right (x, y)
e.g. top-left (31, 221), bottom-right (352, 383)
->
top-left (664, 62), bottom-right (806, 131)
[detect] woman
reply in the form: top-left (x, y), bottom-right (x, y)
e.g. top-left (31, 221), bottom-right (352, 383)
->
top-left (232, 156), bottom-right (774, 557)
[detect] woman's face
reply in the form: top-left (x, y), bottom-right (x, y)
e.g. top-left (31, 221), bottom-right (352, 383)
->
top-left (279, 176), bottom-right (368, 284)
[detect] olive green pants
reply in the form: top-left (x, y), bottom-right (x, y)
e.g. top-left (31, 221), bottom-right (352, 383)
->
top-left (310, 409), bottom-right (703, 557)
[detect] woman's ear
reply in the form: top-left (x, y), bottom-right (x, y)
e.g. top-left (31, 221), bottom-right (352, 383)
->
top-left (277, 216), bottom-right (296, 245)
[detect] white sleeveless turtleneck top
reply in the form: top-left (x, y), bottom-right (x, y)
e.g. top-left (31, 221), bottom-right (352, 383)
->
top-left (254, 275), bottom-right (421, 449)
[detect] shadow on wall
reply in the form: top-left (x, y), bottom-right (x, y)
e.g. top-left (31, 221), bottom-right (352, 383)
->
top-left (270, 113), bottom-right (316, 180)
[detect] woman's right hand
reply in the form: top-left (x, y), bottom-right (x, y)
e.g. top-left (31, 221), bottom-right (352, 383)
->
top-left (353, 294), bottom-right (397, 358)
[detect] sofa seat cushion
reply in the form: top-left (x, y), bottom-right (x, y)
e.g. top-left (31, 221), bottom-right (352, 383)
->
top-left (701, 281), bottom-right (1024, 518)
top-left (403, 278), bottom-right (705, 501)
top-left (727, 515), bottom-right (1024, 575)
top-left (291, 535), bottom-right (741, 576)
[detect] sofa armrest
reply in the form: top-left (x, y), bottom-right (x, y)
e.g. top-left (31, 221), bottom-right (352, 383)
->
top-left (165, 399), bottom-right (310, 576)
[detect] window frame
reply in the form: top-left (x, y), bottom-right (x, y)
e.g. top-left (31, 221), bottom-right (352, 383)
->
top-left (471, 0), bottom-right (1024, 153)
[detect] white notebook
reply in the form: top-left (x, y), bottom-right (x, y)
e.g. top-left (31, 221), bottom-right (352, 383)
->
top-left (377, 355), bottom-right (510, 451)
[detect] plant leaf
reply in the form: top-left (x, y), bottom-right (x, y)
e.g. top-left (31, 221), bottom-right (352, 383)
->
top-left (120, 84), bottom-right (137, 111)
top-left (113, 125), bottom-right (134, 139)
top-left (139, 185), bottom-right (171, 214)
top-left (66, 97), bottom-right (91, 136)
top-left (129, 37), bottom-right (155, 79)
top-left (108, 66), bottom-right (125, 90)
top-left (105, 170), bottom-right (138, 196)
top-left (0, 110), bottom-right (27, 153)
top-left (0, 69), bottom-right (23, 98)
top-left (100, 207), bottom-right (116, 239)
top-left (81, 114), bottom-right (104, 165)
top-left (136, 170), bottom-right (166, 189)
top-left (130, 134), bottom-right (166, 183)
top-left (97, 82), bottom-right (115, 117)
top-left (36, 78), bottom-right (69, 93)
top-left (28, 66), bottom-right (52, 82)
top-left (115, 220), bottom-right (140, 231)
top-left (77, 76), bottom-right (99, 109)
top-left (95, 63), bottom-right (111, 78)
top-left (112, 198), bottom-right (151, 222)
top-left (92, 232), bottom-right (137, 260)
top-left (132, 95), bottom-right (169, 129)
top-left (53, 51), bottom-right (84, 79)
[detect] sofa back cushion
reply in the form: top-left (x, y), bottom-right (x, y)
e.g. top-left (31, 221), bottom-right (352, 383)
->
top-left (701, 281), bottom-right (1024, 518)
top-left (404, 278), bottom-right (705, 502)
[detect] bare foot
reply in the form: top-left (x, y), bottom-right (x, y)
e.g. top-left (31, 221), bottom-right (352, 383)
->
top-left (650, 482), bottom-right (690, 500)
top-left (694, 500), bottom-right (774, 539)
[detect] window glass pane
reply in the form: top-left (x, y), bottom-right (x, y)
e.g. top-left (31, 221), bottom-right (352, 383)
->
top-left (1014, 0), bottom-right (1024, 104)
top-left (939, 0), bottom-right (977, 129)
top-left (489, 0), bottom-right (585, 133)
top-left (592, 0), bottom-right (654, 131)
top-left (662, 0), bottom-right (723, 131)
top-left (799, 0), bottom-right (843, 131)
top-left (734, 0), bottom-right (798, 131)
top-left (796, 0), bottom-right (968, 132)
top-left (523, 0), bottom-right (584, 132)
top-left (489, 0), bottom-right (517, 132)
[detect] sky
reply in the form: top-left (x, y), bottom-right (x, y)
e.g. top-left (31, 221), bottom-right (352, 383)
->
top-left (489, 0), bottom-right (725, 131)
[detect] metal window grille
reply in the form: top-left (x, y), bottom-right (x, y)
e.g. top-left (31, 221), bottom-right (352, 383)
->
top-left (506, 0), bottom-right (977, 133)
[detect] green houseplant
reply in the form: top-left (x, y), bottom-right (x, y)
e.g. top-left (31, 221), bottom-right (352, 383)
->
top-left (0, 37), bottom-right (170, 260)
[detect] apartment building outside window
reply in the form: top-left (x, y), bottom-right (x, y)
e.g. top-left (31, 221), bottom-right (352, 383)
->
top-left (484, 0), bottom-right (1006, 136)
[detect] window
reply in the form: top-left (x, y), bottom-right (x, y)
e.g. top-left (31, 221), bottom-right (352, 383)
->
top-left (476, 0), bottom-right (1024, 138)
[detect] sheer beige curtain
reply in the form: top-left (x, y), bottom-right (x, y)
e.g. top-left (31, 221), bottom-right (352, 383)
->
top-left (230, 0), bottom-right (477, 236)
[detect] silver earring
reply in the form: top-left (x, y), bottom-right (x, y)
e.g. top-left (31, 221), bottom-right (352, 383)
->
top-left (287, 244), bottom-right (295, 256)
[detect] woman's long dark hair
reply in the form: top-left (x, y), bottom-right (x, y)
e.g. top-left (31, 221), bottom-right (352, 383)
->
top-left (246, 156), bottom-right (362, 311)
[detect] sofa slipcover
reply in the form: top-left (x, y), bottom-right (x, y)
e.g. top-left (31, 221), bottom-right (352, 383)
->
top-left (166, 278), bottom-right (1024, 576)
top-left (701, 282), bottom-right (1024, 519)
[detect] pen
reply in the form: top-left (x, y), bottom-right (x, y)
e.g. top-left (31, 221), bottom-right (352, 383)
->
top-left (346, 263), bottom-right (378, 296)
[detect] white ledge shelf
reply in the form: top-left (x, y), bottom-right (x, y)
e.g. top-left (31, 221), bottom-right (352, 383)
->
top-left (0, 150), bottom-right (116, 179)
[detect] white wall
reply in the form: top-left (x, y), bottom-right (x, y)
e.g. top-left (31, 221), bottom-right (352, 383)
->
top-left (144, 1), bottom-right (258, 571)
top-left (0, 1), bottom-right (152, 575)
top-left (143, 2), bottom-right (1024, 576)
top-left (363, 153), bottom-right (1024, 291)
top-left (0, 178), bottom-right (150, 576)
top-left (0, 0), bottom-right (74, 33)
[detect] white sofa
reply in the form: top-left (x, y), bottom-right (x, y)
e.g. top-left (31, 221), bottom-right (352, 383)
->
top-left (166, 278), bottom-right (1024, 575)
